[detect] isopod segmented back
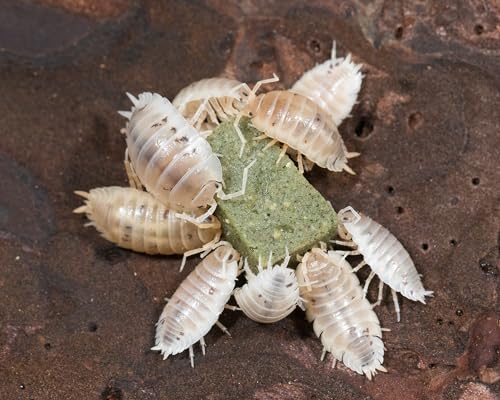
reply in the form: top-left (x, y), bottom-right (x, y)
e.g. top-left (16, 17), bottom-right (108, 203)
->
top-left (296, 248), bottom-right (385, 380)
top-left (74, 187), bottom-right (221, 255)
top-left (152, 244), bottom-right (240, 367)
top-left (120, 92), bottom-right (223, 213)
top-left (291, 43), bottom-right (363, 126)
top-left (233, 253), bottom-right (300, 324)
top-left (337, 206), bottom-right (433, 304)
top-left (242, 91), bottom-right (355, 173)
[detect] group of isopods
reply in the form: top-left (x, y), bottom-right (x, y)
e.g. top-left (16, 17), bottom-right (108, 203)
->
top-left (75, 43), bottom-right (433, 380)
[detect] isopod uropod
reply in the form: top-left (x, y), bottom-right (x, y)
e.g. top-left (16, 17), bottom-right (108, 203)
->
top-left (172, 77), bottom-right (250, 130)
top-left (336, 206), bottom-right (434, 322)
top-left (119, 92), bottom-right (254, 221)
top-left (235, 84), bottom-right (358, 174)
top-left (291, 42), bottom-right (363, 127)
top-left (233, 250), bottom-right (302, 324)
top-left (152, 244), bottom-right (240, 367)
top-left (73, 187), bottom-right (222, 270)
top-left (296, 247), bottom-right (386, 380)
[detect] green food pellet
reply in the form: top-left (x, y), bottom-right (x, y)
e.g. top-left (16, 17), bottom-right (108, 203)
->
top-left (207, 119), bottom-right (337, 270)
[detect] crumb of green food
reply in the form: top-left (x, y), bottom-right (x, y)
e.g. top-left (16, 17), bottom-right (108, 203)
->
top-left (207, 119), bottom-right (337, 270)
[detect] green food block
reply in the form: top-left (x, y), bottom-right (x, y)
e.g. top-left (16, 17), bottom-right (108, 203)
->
top-left (207, 119), bottom-right (337, 270)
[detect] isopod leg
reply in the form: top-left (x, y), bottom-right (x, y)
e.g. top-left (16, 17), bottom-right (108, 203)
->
top-left (372, 279), bottom-right (384, 307)
top-left (253, 134), bottom-right (268, 141)
top-left (297, 152), bottom-right (304, 174)
top-left (174, 203), bottom-right (218, 226)
top-left (224, 304), bottom-right (241, 311)
top-left (391, 289), bottom-right (401, 322)
top-left (276, 144), bottom-right (288, 166)
top-left (215, 321), bottom-right (231, 337)
top-left (263, 139), bottom-right (278, 151)
top-left (189, 345), bottom-right (195, 368)
top-left (320, 347), bottom-right (327, 361)
top-left (218, 159), bottom-right (256, 201)
top-left (352, 260), bottom-right (366, 273)
top-left (250, 73), bottom-right (280, 97)
top-left (200, 337), bottom-right (206, 356)
top-left (363, 271), bottom-right (376, 296)
top-left (233, 114), bottom-right (247, 157)
top-left (332, 239), bottom-right (357, 248)
top-left (189, 98), bottom-right (209, 127)
top-left (179, 235), bottom-right (221, 272)
top-left (124, 148), bottom-right (143, 190)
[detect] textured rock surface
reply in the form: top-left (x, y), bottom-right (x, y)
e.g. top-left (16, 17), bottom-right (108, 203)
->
top-left (0, 1), bottom-right (498, 399)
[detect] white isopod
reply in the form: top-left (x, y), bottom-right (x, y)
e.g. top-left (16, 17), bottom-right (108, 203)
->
top-left (296, 247), bottom-right (386, 380)
top-left (73, 187), bottom-right (221, 270)
top-left (152, 244), bottom-right (240, 367)
top-left (335, 206), bottom-right (434, 322)
top-left (172, 77), bottom-right (250, 130)
top-left (291, 42), bottom-right (363, 127)
top-left (119, 92), bottom-right (254, 221)
top-left (234, 76), bottom-right (359, 174)
top-left (233, 250), bottom-right (301, 324)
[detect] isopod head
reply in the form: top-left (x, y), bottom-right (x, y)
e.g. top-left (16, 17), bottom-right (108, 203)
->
top-left (338, 206), bottom-right (362, 225)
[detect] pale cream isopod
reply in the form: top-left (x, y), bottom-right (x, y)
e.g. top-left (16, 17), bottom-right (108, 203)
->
top-left (73, 187), bottom-right (221, 269)
top-left (173, 77), bottom-right (250, 130)
top-left (152, 244), bottom-right (240, 367)
top-left (335, 206), bottom-right (434, 322)
top-left (234, 80), bottom-right (358, 174)
top-left (296, 247), bottom-right (386, 380)
top-left (119, 92), bottom-right (254, 221)
top-left (233, 250), bottom-right (302, 324)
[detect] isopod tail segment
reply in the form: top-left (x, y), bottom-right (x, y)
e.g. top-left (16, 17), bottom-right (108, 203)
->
top-left (319, 347), bottom-right (388, 380)
top-left (334, 206), bottom-right (434, 322)
top-left (151, 296), bottom-right (235, 368)
top-left (233, 73), bottom-right (280, 157)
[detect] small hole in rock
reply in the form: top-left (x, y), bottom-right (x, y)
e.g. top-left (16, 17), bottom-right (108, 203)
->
top-left (429, 363), bottom-right (437, 369)
top-left (396, 206), bottom-right (404, 214)
top-left (436, 318), bottom-right (443, 325)
top-left (44, 342), bottom-right (51, 350)
top-left (387, 186), bottom-right (395, 195)
top-left (408, 112), bottom-right (423, 130)
top-left (88, 322), bottom-right (98, 332)
top-left (456, 309), bottom-right (463, 317)
top-left (472, 177), bottom-right (480, 185)
top-left (308, 39), bottom-right (321, 53)
top-left (479, 259), bottom-right (497, 276)
top-left (474, 24), bottom-right (484, 35)
top-left (394, 25), bottom-right (404, 39)
top-left (422, 243), bottom-right (429, 251)
top-left (450, 239), bottom-right (457, 246)
top-left (355, 115), bottom-right (374, 139)
top-left (448, 321), bottom-right (455, 326)
top-left (101, 386), bottom-right (123, 400)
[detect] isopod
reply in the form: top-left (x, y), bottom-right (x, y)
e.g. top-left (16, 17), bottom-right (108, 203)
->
top-left (335, 206), bottom-right (434, 322)
top-left (172, 77), bottom-right (250, 130)
top-left (235, 81), bottom-right (358, 174)
top-left (296, 247), bottom-right (386, 380)
top-left (291, 42), bottom-right (363, 126)
top-left (73, 187), bottom-right (221, 269)
top-left (151, 244), bottom-right (240, 367)
top-left (233, 250), bottom-right (301, 324)
top-left (119, 92), bottom-right (254, 223)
